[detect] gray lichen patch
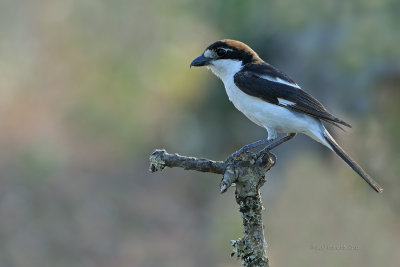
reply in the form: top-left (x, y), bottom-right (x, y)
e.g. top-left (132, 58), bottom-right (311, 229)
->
top-left (149, 149), bottom-right (166, 172)
top-left (231, 237), bottom-right (268, 267)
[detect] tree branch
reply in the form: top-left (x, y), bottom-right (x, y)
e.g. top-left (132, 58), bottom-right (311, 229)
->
top-left (149, 149), bottom-right (275, 267)
top-left (149, 149), bottom-right (225, 174)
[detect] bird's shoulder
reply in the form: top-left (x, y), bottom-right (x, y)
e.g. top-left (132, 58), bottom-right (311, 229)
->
top-left (240, 62), bottom-right (300, 88)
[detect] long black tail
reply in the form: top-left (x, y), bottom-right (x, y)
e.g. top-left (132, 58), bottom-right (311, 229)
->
top-left (323, 131), bottom-right (383, 193)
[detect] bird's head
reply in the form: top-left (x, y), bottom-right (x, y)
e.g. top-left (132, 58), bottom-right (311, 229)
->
top-left (190, 39), bottom-right (263, 79)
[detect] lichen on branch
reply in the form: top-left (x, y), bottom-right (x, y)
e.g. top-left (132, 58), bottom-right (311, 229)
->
top-left (149, 149), bottom-right (274, 267)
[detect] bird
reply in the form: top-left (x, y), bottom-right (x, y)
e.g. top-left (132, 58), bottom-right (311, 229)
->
top-left (190, 39), bottom-right (383, 193)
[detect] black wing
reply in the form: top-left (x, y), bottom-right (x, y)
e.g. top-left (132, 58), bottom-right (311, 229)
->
top-left (234, 70), bottom-right (351, 128)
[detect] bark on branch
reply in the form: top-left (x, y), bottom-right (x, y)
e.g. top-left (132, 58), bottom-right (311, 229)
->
top-left (149, 149), bottom-right (276, 267)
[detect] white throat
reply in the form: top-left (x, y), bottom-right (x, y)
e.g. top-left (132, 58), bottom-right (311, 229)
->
top-left (207, 59), bottom-right (245, 114)
top-left (207, 59), bottom-right (243, 83)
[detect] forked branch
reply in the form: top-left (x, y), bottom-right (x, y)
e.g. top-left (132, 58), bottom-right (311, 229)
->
top-left (149, 149), bottom-right (276, 267)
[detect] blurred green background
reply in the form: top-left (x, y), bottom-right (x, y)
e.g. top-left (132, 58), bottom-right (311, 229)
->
top-left (0, 0), bottom-right (399, 266)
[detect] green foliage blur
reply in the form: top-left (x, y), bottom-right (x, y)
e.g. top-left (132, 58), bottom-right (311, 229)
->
top-left (0, 0), bottom-right (399, 266)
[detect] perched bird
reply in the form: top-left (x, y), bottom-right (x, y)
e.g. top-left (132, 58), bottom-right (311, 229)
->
top-left (190, 39), bottom-right (382, 193)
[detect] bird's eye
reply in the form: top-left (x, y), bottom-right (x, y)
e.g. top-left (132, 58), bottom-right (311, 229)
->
top-left (216, 48), bottom-right (227, 57)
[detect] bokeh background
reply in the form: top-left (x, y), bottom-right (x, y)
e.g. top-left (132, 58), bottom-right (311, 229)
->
top-left (0, 0), bottom-right (399, 266)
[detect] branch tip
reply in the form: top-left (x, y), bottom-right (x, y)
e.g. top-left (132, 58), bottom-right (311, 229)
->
top-left (149, 149), bottom-right (166, 172)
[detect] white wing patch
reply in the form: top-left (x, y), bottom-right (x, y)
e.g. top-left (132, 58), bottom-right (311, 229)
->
top-left (278, 98), bottom-right (295, 106)
top-left (260, 75), bottom-right (301, 89)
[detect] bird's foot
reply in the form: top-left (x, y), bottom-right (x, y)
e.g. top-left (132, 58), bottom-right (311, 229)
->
top-left (256, 133), bottom-right (297, 158)
top-left (225, 138), bottom-right (272, 162)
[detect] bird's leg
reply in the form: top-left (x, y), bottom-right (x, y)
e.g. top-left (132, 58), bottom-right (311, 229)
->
top-left (226, 138), bottom-right (274, 162)
top-left (256, 133), bottom-right (297, 157)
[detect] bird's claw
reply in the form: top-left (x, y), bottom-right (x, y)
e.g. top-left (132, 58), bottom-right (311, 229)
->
top-left (225, 149), bottom-right (256, 163)
top-left (256, 147), bottom-right (271, 158)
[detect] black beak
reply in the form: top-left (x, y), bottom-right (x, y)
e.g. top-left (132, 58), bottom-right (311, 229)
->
top-left (190, 55), bottom-right (211, 68)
